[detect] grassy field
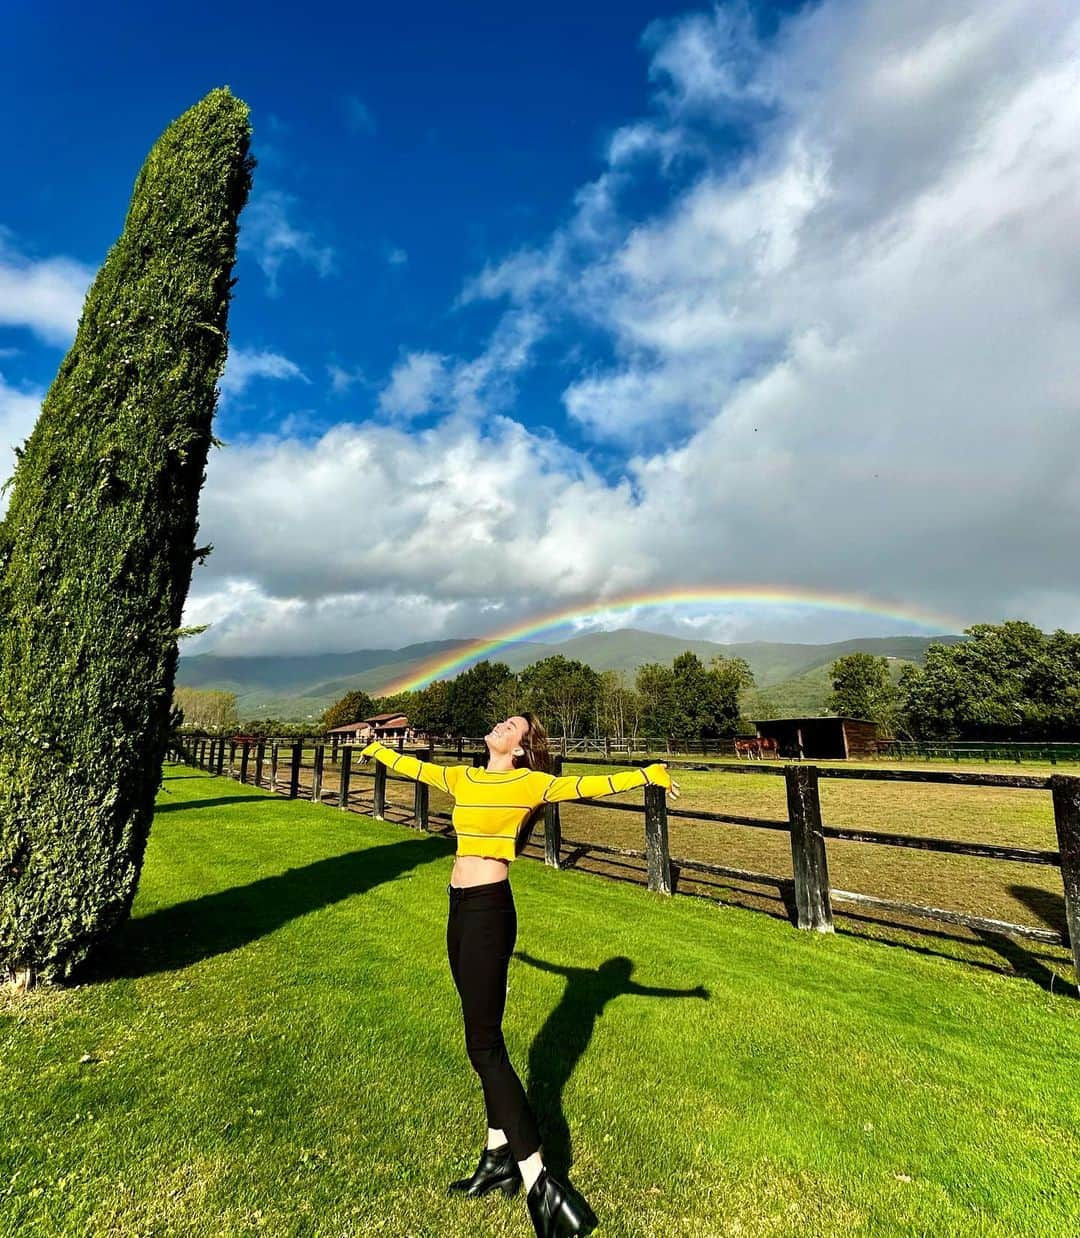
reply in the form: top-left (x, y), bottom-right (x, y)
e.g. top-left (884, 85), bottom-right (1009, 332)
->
top-left (2, 765), bottom-right (1079, 1236)
top-left (247, 747), bottom-right (1077, 988)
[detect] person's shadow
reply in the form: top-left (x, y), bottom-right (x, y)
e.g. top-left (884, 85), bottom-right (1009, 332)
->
top-left (515, 951), bottom-right (709, 1176)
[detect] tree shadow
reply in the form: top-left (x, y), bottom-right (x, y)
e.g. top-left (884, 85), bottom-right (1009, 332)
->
top-left (75, 835), bottom-right (452, 984)
top-left (515, 951), bottom-right (709, 1177)
top-left (154, 796), bottom-right (271, 813)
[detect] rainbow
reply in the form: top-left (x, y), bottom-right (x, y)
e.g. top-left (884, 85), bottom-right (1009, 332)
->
top-left (380, 585), bottom-right (966, 695)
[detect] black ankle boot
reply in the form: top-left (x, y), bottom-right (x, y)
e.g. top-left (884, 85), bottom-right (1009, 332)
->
top-left (447, 1142), bottom-right (523, 1198)
top-left (526, 1165), bottom-right (599, 1237)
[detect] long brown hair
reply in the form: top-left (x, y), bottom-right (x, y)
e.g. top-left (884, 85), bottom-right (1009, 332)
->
top-left (514, 711), bottom-right (551, 856)
top-left (514, 710), bottom-right (552, 773)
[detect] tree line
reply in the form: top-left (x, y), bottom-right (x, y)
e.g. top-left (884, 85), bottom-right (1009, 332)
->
top-left (173, 621), bottom-right (1080, 743)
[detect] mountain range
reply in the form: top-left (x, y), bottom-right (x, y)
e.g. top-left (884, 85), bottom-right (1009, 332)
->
top-left (176, 628), bottom-right (967, 722)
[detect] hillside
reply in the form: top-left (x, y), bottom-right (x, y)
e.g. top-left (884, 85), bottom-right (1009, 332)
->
top-left (177, 628), bottom-right (965, 722)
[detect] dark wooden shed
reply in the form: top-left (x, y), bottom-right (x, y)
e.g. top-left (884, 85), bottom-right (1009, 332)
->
top-left (750, 716), bottom-right (881, 760)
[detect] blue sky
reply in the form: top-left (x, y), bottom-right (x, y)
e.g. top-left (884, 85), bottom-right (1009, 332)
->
top-left (6, 0), bottom-right (802, 466)
top-left (3, 1), bottom-right (1079, 656)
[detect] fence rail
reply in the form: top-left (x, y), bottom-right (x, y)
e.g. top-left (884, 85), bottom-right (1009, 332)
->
top-left (168, 735), bottom-right (1080, 993)
top-left (879, 739), bottom-right (1080, 764)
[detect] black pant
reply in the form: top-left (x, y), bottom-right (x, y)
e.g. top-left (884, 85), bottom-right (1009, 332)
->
top-left (446, 878), bottom-right (542, 1162)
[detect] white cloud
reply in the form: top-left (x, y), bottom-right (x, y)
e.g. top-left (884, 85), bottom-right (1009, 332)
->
top-left (0, 371), bottom-right (46, 514)
top-left (376, 310), bottom-right (545, 421)
top-left (327, 362), bottom-right (366, 395)
top-left (386, 246), bottom-right (408, 266)
top-left (220, 346), bottom-right (309, 399)
top-left (237, 187), bottom-right (336, 295)
top-left (0, 226), bottom-right (94, 347)
top-left (377, 351), bottom-right (447, 419)
top-left (174, 409), bottom-right (647, 653)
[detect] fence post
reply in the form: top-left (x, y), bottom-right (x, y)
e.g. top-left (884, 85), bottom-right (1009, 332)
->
top-left (644, 783), bottom-right (672, 894)
top-left (238, 742), bottom-right (249, 785)
top-left (784, 765), bottom-right (834, 932)
top-left (312, 743), bottom-right (325, 803)
top-left (457, 736), bottom-right (464, 760)
top-left (414, 746), bottom-right (432, 830)
top-left (254, 740), bottom-right (265, 789)
top-left (289, 742), bottom-right (301, 799)
top-left (339, 747), bottom-right (352, 809)
top-left (215, 739), bottom-right (225, 776)
top-left (544, 755), bottom-right (562, 868)
top-left (228, 741), bottom-right (236, 776)
top-left (1051, 774), bottom-right (1080, 995)
top-left (270, 742), bottom-right (279, 792)
top-left (414, 778), bottom-right (428, 831)
top-left (373, 761), bottom-right (387, 819)
top-left (331, 735), bottom-right (339, 765)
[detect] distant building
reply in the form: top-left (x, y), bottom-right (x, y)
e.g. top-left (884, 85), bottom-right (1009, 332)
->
top-left (750, 716), bottom-right (883, 760)
top-left (326, 712), bottom-right (412, 743)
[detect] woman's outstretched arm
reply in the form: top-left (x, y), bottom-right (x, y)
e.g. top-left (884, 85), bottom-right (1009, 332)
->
top-left (357, 740), bottom-right (461, 795)
top-left (537, 762), bottom-right (679, 804)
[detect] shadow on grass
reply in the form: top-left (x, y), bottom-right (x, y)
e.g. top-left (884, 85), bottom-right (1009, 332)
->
top-left (988, 884), bottom-right (1073, 995)
top-left (75, 836), bottom-right (452, 985)
top-left (826, 909), bottom-right (1076, 998)
top-left (154, 796), bottom-right (272, 813)
top-left (563, 852), bottom-right (1077, 997)
top-left (1012, 884), bottom-right (1067, 936)
top-left (516, 951), bottom-right (709, 1178)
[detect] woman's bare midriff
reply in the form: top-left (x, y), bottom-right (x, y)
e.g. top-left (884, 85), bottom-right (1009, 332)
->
top-left (450, 853), bottom-right (510, 887)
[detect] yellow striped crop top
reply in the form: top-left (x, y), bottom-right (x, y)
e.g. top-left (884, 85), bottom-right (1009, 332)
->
top-left (359, 741), bottom-right (673, 862)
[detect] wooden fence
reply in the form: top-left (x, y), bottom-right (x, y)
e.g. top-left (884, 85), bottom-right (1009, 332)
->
top-left (169, 735), bottom-right (1080, 994)
top-left (192, 733), bottom-right (744, 758)
top-left (879, 739), bottom-right (1080, 764)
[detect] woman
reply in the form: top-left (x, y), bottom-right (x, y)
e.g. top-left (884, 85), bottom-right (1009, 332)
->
top-left (359, 714), bottom-right (679, 1238)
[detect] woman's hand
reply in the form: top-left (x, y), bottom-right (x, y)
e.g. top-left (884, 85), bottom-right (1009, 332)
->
top-left (645, 763), bottom-right (681, 801)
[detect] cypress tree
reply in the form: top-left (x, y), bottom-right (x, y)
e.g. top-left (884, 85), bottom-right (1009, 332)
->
top-left (0, 87), bottom-right (254, 989)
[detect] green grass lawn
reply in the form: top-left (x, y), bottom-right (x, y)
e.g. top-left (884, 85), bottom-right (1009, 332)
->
top-left (3, 765), bottom-right (1080, 1237)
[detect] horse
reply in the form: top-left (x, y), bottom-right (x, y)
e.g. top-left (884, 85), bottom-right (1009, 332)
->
top-left (735, 738), bottom-right (762, 760)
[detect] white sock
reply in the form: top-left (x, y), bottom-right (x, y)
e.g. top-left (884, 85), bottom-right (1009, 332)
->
top-left (517, 1151), bottom-right (544, 1194)
top-left (486, 1127), bottom-right (507, 1150)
